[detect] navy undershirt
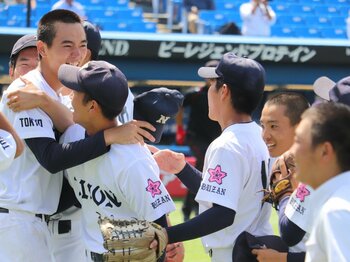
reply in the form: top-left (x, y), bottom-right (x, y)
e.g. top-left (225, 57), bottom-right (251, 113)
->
top-left (166, 163), bottom-right (236, 244)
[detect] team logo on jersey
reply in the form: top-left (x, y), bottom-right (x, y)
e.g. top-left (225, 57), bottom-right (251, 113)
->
top-left (295, 183), bottom-right (310, 202)
top-left (208, 165), bottom-right (227, 185)
top-left (19, 117), bottom-right (43, 127)
top-left (146, 179), bottom-right (162, 198)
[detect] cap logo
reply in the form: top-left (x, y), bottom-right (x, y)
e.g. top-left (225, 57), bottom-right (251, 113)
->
top-left (156, 115), bottom-right (170, 124)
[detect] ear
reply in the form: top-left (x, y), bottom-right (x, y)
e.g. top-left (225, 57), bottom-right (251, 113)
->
top-left (9, 66), bottom-right (14, 78)
top-left (89, 100), bottom-right (101, 113)
top-left (319, 141), bottom-right (335, 163)
top-left (36, 40), bottom-right (47, 58)
top-left (220, 84), bottom-right (230, 100)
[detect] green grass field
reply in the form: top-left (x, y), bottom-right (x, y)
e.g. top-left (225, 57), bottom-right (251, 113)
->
top-left (168, 198), bottom-right (279, 262)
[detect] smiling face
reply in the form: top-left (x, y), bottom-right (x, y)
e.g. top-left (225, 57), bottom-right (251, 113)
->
top-left (38, 21), bottom-right (87, 87)
top-left (260, 104), bottom-right (296, 157)
top-left (10, 47), bottom-right (38, 80)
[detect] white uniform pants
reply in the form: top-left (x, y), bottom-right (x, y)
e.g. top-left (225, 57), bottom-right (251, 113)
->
top-left (48, 218), bottom-right (87, 262)
top-left (209, 247), bottom-right (232, 262)
top-left (0, 210), bottom-right (54, 262)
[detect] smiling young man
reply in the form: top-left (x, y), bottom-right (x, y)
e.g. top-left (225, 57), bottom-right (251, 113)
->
top-left (291, 102), bottom-right (350, 261)
top-left (0, 10), bottom-right (154, 261)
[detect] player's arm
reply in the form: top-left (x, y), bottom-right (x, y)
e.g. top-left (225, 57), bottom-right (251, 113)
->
top-left (25, 120), bottom-right (156, 174)
top-left (278, 197), bottom-right (306, 246)
top-left (165, 204), bottom-right (235, 244)
top-left (6, 77), bottom-right (73, 133)
top-left (0, 112), bottom-right (24, 158)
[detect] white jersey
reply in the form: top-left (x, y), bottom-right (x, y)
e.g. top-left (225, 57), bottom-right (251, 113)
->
top-left (305, 171), bottom-right (350, 262)
top-left (0, 69), bottom-right (62, 214)
top-left (195, 122), bottom-right (271, 252)
top-left (0, 129), bottom-right (16, 171)
top-left (62, 124), bottom-right (175, 253)
top-left (285, 183), bottom-right (313, 252)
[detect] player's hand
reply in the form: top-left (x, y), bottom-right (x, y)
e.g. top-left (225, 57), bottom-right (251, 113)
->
top-left (252, 248), bottom-right (287, 262)
top-left (7, 76), bottom-right (45, 112)
top-left (165, 242), bottom-right (185, 262)
top-left (104, 120), bottom-right (156, 145)
top-left (148, 145), bottom-right (186, 174)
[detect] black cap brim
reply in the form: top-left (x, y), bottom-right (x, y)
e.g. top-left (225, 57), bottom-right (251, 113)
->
top-left (58, 64), bottom-right (83, 92)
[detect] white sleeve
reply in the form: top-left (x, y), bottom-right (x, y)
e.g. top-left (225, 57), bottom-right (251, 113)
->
top-left (1, 94), bottom-right (55, 140)
top-left (285, 183), bottom-right (313, 232)
top-left (0, 129), bottom-right (16, 171)
top-left (116, 89), bottom-right (134, 124)
top-left (196, 147), bottom-right (246, 211)
top-left (59, 123), bottom-right (85, 144)
top-left (118, 157), bottom-right (175, 221)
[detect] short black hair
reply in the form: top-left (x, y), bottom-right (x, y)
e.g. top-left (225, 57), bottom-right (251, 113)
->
top-left (82, 92), bottom-right (119, 121)
top-left (265, 92), bottom-right (310, 126)
top-left (303, 102), bottom-right (350, 172)
top-left (37, 9), bottom-right (82, 48)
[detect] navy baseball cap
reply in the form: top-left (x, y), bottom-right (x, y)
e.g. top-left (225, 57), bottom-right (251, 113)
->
top-left (133, 87), bottom-right (184, 143)
top-left (83, 20), bottom-right (101, 60)
top-left (58, 61), bottom-right (128, 115)
top-left (233, 231), bottom-right (288, 262)
top-left (10, 34), bottom-right (37, 60)
top-left (313, 76), bottom-right (350, 106)
top-left (198, 52), bottom-right (265, 94)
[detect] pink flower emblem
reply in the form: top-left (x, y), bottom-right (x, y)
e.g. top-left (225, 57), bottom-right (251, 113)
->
top-left (208, 165), bottom-right (227, 185)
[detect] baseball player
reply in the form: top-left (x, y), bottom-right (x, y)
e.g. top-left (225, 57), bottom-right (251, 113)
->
top-left (290, 102), bottom-right (350, 261)
top-left (0, 112), bottom-right (23, 170)
top-left (0, 10), bottom-right (154, 262)
top-left (8, 34), bottom-right (39, 81)
top-left (57, 60), bottom-right (176, 261)
top-left (150, 52), bottom-right (272, 261)
top-left (254, 92), bottom-right (311, 261)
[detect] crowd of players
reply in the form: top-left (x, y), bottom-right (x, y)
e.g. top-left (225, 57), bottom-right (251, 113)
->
top-left (1, 8), bottom-right (350, 262)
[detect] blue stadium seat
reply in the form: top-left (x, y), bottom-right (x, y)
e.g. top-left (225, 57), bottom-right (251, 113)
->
top-left (277, 15), bottom-right (306, 26)
top-left (289, 4), bottom-right (315, 14)
top-left (304, 15), bottom-right (330, 26)
top-left (6, 4), bottom-right (28, 20)
top-left (314, 5), bottom-right (341, 15)
top-left (324, 0), bottom-right (350, 5)
top-left (293, 26), bottom-right (321, 38)
top-left (321, 27), bottom-right (347, 38)
top-left (271, 26), bottom-right (295, 37)
top-left (130, 21), bottom-right (157, 33)
top-left (270, 3), bottom-right (291, 15)
top-left (99, 21), bottom-right (129, 31)
top-left (330, 16), bottom-right (346, 26)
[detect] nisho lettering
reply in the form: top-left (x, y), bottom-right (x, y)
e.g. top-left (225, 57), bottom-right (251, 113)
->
top-left (200, 183), bottom-right (226, 196)
top-left (151, 195), bottom-right (171, 209)
top-left (19, 117), bottom-right (43, 127)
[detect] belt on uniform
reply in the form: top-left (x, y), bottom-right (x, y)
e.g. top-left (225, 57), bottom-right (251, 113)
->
top-left (90, 251), bottom-right (104, 262)
top-left (0, 207), bottom-right (50, 223)
top-left (58, 220), bottom-right (71, 234)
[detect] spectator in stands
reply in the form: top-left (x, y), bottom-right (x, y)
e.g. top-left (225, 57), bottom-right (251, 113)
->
top-left (183, 0), bottom-right (215, 33)
top-left (240, 0), bottom-right (276, 37)
top-left (176, 60), bottom-right (221, 222)
top-left (3, 0), bottom-right (36, 8)
top-left (51, 0), bottom-right (86, 19)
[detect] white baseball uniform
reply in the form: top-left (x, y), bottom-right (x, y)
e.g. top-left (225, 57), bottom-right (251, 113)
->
top-left (0, 69), bottom-right (62, 262)
top-left (284, 183), bottom-right (313, 252)
top-left (195, 122), bottom-right (271, 262)
top-left (48, 89), bottom-right (135, 262)
top-left (305, 171), bottom-right (350, 262)
top-left (61, 123), bottom-right (175, 255)
top-left (0, 129), bottom-right (16, 171)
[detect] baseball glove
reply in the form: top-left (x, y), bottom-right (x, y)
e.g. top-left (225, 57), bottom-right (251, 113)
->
top-left (98, 217), bottom-right (168, 262)
top-left (262, 151), bottom-right (297, 210)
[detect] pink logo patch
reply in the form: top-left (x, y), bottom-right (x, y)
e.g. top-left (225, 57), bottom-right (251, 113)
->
top-left (208, 165), bottom-right (227, 185)
top-left (146, 179), bottom-right (162, 198)
top-left (295, 184), bottom-right (310, 202)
